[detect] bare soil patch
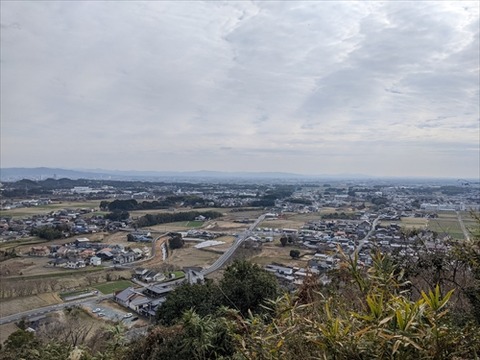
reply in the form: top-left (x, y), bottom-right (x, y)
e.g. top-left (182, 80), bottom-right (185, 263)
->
top-left (0, 257), bottom-right (50, 276)
top-left (164, 242), bottom-right (222, 269)
top-left (205, 219), bottom-right (248, 232)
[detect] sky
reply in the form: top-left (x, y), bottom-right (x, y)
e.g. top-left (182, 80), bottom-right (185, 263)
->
top-left (1, 1), bottom-right (479, 178)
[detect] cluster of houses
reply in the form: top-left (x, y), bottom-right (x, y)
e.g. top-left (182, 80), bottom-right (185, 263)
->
top-left (264, 228), bottom-right (450, 291)
top-left (0, 206), bottom-right (132, 242)
top-left (127, 230), bottom-right (153, 242)
top-left (265, 263), bottom-right (332, 288)
top-left (29, 237), bottom-right (150, 269)
top-left (262, 211), bottom-right (453, 290)
top-left (181, 229), bottom-right (223, 240)
top-left (113, 268), bottom-right (204, 319)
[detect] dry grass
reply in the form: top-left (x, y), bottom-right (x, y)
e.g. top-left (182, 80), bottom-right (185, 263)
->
top-left (0, 292), bottom-right (62, 317)
top-left (0, 323), bottom-right (20, 344)
top-left (397, 217), bottom-right (429, 229)
top-left (0, 200), bottom-right (104, 219)
top-left (258, 212), bottom-right (322, 230)
top-left (0, 257), bottom-right (52, 276)
top-left (164, 242), bottom-right (222, 269)
top-left (250, 241), bottom-right (312, 269)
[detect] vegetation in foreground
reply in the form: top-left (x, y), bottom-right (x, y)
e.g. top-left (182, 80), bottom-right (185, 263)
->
top-left (1, 218), bottom-right (479, 359)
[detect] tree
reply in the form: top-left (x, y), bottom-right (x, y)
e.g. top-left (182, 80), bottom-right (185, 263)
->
top-left (168, 233), bottom-right (184, 250)
top-left (180, 309), bottom-right (236, 360)
top-left (3, 329), bottom-right (37, 350)
top-left (219, 260), bottom-right (279, 317)
top-left (290, 249), bottom-right (300, 259)
top-left (156, 282), bottom-right (222, 326)
top-left (157, 260), bottom-right (279, 325)
top-left (123, 325), bottom-right (185, 360)
top-left (234, 251), bottom-right (480, 360)
top-left (105, 210), bottom-right (129, 221)
top-left (31, 226), bottom-right (63, 240)
top-left (280, 236), bottom-right (288, 247)
top-left (99, 200), bottom-right (110, 211)
top-left (107, 199), bottom-right (138, 211)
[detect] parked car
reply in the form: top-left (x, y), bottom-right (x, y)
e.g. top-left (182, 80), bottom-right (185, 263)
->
top-left (92, 308), bottom-right (102, 313)
top-left (123, 313), bottom-right (133, 318)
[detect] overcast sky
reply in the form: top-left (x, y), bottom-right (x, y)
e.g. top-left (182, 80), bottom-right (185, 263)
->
top-left (1, 1), bottom-right (479, 178)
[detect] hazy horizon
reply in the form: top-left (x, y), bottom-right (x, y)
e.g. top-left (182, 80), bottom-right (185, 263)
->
top-left (2, 166), bottom-right (479, 182)
top-left (1, 1), bottom-right (479, 178)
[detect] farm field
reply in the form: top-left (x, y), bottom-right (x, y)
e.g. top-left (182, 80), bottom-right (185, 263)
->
top-left (164, 242), bottom-right (222, 269)
top-left (10, 231), bottom-right (109, 254)
top-left (428, 222), bottom-right (464, 239)
top-left (0, 262), bottom-right (133, 306)
top-left (129, 207), bottom-right (227, 218)
top-left (224, 209), bottom-right (264, 219)
top-left (0, 237), bottom-right (46, 250)
top-left (0, 200), bottom-right (103, 218)
top-left (147, 220), bottom-right (206, 233)
top-left (250, 241), bottom-right (312, 269)
top-left (460, 212), bottom-right (479, 235)
top-left (427, 212), bottom-right (464, 240)
top-left (257, 210), bottom-right (349, 230)
top-left (203, 219), bottom-right (249, 233)
top-left (93, 280), bottom-right (136, 294)
top-left (197, 235), bottom-right (236, 252)
top-left (390, 217), bottom-right (429, 230)
top-left (1, 256), bottom-right (61, 276)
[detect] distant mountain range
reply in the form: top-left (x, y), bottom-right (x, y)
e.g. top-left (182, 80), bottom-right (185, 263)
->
top-left (0, 167), bottom-right (467, 184)
top-left (0, 167), bottom-right (373, 182)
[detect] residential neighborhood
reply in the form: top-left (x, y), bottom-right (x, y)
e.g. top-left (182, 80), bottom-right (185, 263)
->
top-left (0, 176), bottom-right (478, 342)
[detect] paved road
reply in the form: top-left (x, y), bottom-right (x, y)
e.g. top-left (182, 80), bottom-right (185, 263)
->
top-left (354, 216), bottom-right (380, 255)
top-left (0, 293), bottom-right (113, 325)
top-left (456, 211), bottom-right (470, 241)
top-left (201, 214), bottom-right (266, 276)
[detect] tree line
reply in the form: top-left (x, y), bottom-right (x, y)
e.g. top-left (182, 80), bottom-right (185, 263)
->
top-left (135, 210), bottom-right (222, 228)
top-left (100, 196), bottom-right (208, 212)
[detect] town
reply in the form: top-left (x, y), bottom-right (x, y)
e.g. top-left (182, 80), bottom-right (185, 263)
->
top-left (0, 176), bottom-right (479, 343)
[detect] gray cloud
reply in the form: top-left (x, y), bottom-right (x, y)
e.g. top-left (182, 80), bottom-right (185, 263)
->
top-left (1, 1), bottom-right (478, 178)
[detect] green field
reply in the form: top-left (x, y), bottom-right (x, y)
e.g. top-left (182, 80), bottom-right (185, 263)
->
top-left (400, 217), bottom-right (428, 229)
top-left (59, 289), bottom-right (93, 300)
top-left (172, 271), bottom-right (185, 278)
top-left (93, 280), bottom-right (135, 294)
top-left (148, 221), bottom-right (207, 232)
top-left (427, 212), bottom-right (464, 240)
